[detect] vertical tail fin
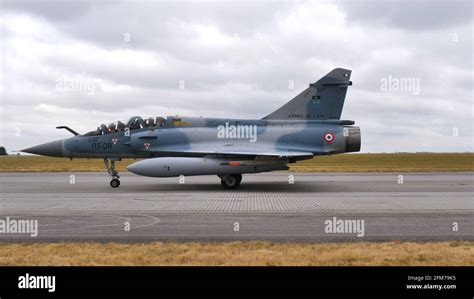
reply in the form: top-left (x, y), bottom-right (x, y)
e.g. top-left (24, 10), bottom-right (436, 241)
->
top-left (263, 68), bottom-right (352, 120)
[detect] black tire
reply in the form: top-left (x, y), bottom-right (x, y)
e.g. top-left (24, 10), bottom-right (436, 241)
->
top-left (221, 174), bottom-right (241, 190)
top-left (236, 174), bottom-right (242, 184)
top-left (110, 179), bottom-right (120, 188)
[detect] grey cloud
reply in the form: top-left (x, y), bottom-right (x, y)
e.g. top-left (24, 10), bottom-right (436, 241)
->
top-left (3, 1), bottom-right (286, 51)
top-left (2, 0), bottom-right (96, 21)
top-left (1, 0), bottom-right (472, 153)
top-left (339, 0), bottom-right (473, 30)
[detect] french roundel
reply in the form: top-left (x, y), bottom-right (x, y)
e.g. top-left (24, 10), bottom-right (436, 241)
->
top-left (324, 132), bottom-right (335, 143)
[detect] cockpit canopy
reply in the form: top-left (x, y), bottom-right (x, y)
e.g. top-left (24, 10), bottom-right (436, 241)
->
top-left (82, 116), bottom-right (166, 136)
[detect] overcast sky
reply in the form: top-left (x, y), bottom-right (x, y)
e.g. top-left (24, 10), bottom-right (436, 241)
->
top-left (0, 0), bottom-right (472, 153)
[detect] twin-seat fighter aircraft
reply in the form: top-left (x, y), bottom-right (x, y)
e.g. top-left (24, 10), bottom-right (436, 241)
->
top-left (23, 68), bottom-right (361, 189)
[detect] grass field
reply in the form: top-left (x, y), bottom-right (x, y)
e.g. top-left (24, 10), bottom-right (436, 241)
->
top-left (0, 241), bottom-right (472, 266)
top-left (0, 153), bottom-right (473, 172)
top-left (291, 153), bottom-right (474, 172)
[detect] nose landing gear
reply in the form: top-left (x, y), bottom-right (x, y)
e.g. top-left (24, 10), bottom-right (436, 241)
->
top-left (110, 178), bottom-right (120, 188)
top-left (104, 158), bottom-right (120, 188)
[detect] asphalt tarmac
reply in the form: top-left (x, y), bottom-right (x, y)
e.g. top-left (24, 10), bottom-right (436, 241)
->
top-left (0, 172), bottom-right (472, 242)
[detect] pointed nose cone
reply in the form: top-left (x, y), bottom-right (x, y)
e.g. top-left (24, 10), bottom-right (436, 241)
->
top-left (22, 140), bottom-right (64, 157)
top-left (127, 160), bottom-right (146, 175)
top-left (127, 159), bottom-right (156, 177)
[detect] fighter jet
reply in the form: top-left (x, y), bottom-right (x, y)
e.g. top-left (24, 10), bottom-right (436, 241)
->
top-left (22, 68), bottom-right (361, 189)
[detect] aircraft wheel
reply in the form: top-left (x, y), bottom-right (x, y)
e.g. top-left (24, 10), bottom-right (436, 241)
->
top-left (236, 174), bottom-right (242, 184)
top-left (110, 178), bottom-right (120, 188)
top-left (221, 174), bottom-right (241, 190)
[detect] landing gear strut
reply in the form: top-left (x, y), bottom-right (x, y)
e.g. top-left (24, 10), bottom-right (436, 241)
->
top-left (219, 174), bottom-right (242, 190)
top-left (104, 158), bottom-right (120, 188)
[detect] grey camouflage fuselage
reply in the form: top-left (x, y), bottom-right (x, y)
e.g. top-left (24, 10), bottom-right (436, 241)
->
top-left (23, 68), bottom-right (361, 189)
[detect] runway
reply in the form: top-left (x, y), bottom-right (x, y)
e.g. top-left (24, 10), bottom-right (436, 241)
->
top-left (0, 172), bottom-right (473, 242)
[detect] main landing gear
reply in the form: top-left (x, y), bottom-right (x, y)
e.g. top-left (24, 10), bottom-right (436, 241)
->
top-left (104, 158), bottom-right (120, 188)
top-left (219, 174), bottom-right (242, 190)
